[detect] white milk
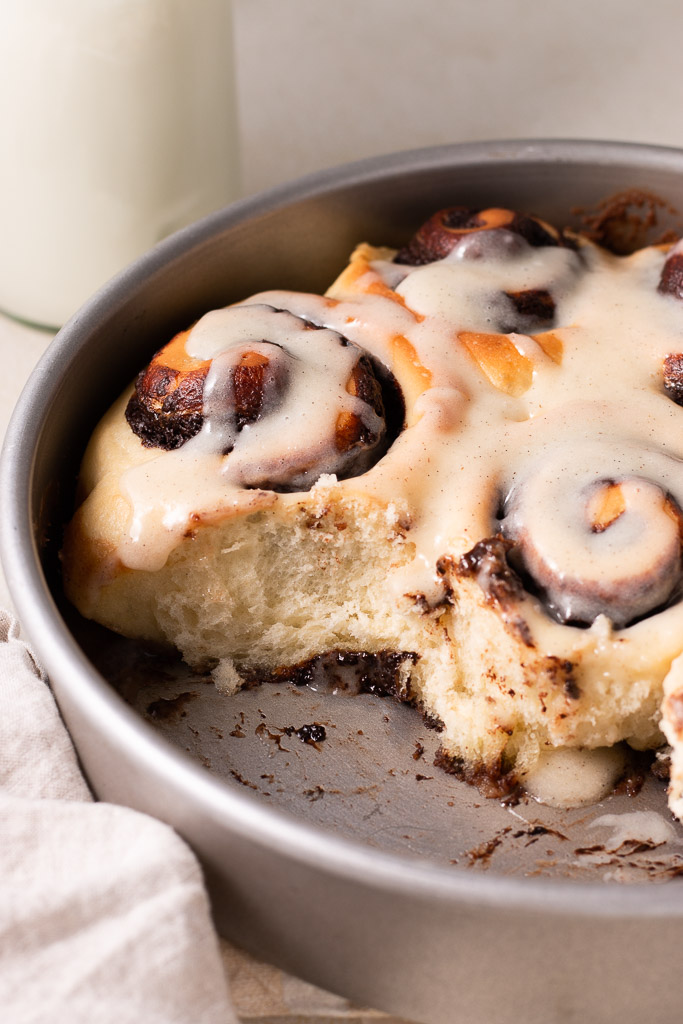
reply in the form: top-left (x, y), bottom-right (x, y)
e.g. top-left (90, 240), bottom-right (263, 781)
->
top-left (0, 0), bottom-right (240, 328)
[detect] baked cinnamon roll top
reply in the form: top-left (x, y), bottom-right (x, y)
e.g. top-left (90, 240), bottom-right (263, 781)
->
top-left (124, 304), bottom-right (392, 491)
top-left (113, 206), bottom-right (683, 632)
top-left (394, 206), bottom-right (575, 266)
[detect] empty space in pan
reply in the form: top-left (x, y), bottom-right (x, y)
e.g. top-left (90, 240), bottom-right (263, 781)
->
top-left (73, 615), bottom-right (683, 886)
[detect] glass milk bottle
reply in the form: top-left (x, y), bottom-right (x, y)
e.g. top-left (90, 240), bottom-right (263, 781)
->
top-left (0, 0), bottom-right (240, 329)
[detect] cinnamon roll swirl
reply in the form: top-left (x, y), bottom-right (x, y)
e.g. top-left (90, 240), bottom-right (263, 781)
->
top-left (63, 203), bottom-right (683, 822)
top-left (393, 206), bottom-right (575, 265)
top-left (500, 444), bottom-right (683, 628)
top-left (123, 304), bottom-right (390, 491)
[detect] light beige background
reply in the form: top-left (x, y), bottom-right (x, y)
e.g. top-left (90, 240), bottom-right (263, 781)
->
top-left (234, 0), bottom-right (683, 193)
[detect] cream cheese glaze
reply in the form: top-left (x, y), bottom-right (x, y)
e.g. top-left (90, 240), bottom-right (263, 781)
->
top-left (117, 233), bottom-right (683, 631)
top-left (118, 236), bottom-right (683, 602)
top-left (521, 746), bottom-right (628, 808)
top-left (118, 304), bottom-right (384, 570)
top-left (63, 208), bottom-right (683, 814)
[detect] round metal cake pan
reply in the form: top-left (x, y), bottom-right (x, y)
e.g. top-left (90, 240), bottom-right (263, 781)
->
top-left (4, 140), bottom-right (683, 1024)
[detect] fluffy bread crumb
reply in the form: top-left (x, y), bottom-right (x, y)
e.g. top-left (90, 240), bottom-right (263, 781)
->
top-left (212, 658), bottom-right (245, 696)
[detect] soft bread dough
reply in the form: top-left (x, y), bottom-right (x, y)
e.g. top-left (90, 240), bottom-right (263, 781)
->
top-left (63, 214), bottom-right (683, 801)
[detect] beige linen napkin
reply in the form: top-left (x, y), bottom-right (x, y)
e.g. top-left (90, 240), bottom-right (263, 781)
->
top-left (0, 609), bottom-right (236, 1024)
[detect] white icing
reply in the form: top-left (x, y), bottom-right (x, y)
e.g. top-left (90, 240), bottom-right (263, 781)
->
top-left (590, 810), bottom-right (678, 850)
top-left (395, 242), bottom-right (579, 331)
top-left (502, 446), bottom-right (683, 626)
top-left (521, 746), bottom-right (627, 808)
top-left (115, 228), bottom-right (683, 658)
top-left (118, 304), bottom-right (381, 570)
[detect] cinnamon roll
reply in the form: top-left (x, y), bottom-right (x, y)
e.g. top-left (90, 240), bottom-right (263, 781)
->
top-left (500, 444), bottom-right (683, 628)
top-left (123, 304), bottom-right (390, 490)
top-left (63, 204), bottom-right (683, 821)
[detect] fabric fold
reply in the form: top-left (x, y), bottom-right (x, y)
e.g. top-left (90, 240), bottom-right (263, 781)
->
top-left (0, 610), bottom-right (236, 1024)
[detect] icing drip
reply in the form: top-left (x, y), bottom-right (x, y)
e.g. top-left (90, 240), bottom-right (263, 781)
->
top-left (521, 746), bottom-right (627, 808)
